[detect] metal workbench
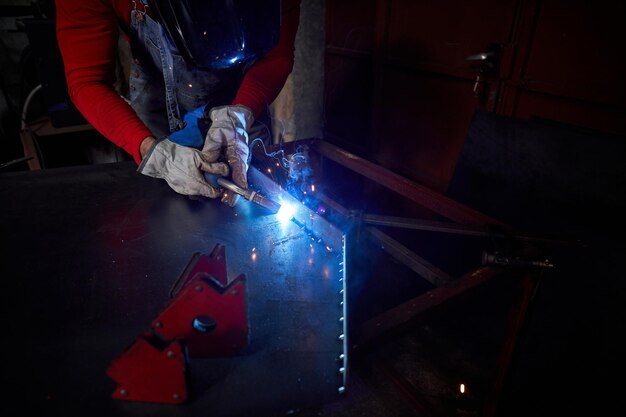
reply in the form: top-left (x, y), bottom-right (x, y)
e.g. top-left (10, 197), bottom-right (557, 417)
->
top-left (0, 161), bottom-right (347, 417)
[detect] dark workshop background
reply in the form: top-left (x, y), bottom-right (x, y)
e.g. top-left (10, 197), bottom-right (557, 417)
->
top-left (323, 1), bottom-right (625, 416)
top-left (1, 0), bottom-right (625, 416)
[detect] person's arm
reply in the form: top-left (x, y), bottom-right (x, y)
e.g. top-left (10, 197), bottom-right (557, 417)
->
top-left (57, 1), bottom-right (226, 198)
top-left (232, 0), bottom-right (300, 117)
top-left (139, 136), bottom-right (156, 158)
top-left (56, 0), bottom-right (152, 164)
top-left (201, 0), bottom-right (299, 206)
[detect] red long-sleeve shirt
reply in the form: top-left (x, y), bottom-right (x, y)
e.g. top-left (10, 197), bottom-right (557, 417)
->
top-left (56, 0), bottom-right (299, 163)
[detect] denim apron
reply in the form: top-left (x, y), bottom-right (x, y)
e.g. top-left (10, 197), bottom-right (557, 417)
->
top-left (127, 1), bottom-right (247, 148)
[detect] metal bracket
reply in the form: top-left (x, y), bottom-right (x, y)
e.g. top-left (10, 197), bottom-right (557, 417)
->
top-left (106, 334), bottom-right (188, 404)
top-left (106, 244), bottom-right (248, 404)
top-left (154, 246), bottom-right (248, 357)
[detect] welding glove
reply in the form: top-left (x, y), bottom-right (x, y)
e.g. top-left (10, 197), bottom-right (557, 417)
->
top-left (201, 105), bottom-right (254, 207)
top-left (138, 137), bottom-right (229, 198)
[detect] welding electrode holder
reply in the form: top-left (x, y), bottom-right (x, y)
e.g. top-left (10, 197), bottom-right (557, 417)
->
top-left (204, 173), bottom-right (281, 213)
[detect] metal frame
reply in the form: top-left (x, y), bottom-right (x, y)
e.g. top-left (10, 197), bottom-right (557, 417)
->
top-left (310, 140), bottom-right (545, 417)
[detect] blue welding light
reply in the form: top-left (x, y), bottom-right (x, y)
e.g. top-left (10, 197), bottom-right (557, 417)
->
top-left (276, 202), bottom-right (295, 223)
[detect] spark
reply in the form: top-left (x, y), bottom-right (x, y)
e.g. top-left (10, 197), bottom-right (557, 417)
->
top-left (188, 83), bottom-right (193, 88)
top-left (311, 184), bottom-right (315, 192)
top-left (267, 168), bottom-right (272, 174)
top-left (252, 247), bottom-right (256, 252)
top-left (459, 383), bottom-right (466, 394)
top-left (322, 267), bottom-right (330, 279)
top-left (276, 202), bottom-right (295, 223)
top-left (251, 252), bottom-right (257, 262)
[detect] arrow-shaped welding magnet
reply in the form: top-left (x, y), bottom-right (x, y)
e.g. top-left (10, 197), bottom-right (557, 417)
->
top-left (106, 333), bottom-right (188, 404)
top-left (153, 244), bottom-right (249, 357)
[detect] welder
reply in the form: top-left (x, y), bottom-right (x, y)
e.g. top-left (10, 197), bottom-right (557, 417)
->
top-left (56, 0), bottom-right (299, 206)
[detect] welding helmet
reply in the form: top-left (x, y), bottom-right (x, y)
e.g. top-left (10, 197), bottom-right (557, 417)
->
top-left (148, 0), bottom-right (281, 70)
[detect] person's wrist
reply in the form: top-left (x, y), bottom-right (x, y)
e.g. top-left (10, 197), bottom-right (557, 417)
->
top-left (140, 136), bottom-right (157, 159)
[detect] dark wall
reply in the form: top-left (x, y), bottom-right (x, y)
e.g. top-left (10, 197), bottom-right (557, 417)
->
top-left (324, 0), bottom-right (626, 192)
top-left (448, 111), bottom-right (626, 238)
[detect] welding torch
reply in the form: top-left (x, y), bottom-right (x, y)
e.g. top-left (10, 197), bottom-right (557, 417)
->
top-left (205, 173), bottom-right (281, 213)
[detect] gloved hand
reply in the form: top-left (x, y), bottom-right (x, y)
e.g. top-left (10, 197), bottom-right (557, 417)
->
top-left (138, 137), bottom-right (229, 198)
top-left (202, 105), bottom-right (254, 206)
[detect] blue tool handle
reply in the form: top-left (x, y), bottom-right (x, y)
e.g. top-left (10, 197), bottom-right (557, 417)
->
top-left (203, 173), bottom-right (222, 188)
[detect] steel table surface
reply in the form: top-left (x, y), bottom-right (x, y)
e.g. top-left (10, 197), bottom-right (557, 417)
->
top-left (0, 162), bottom-right (346, 417)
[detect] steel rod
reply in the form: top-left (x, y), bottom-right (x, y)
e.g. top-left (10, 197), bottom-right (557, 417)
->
top-left (355, 267), bottom-right (506, 347)
top-left (314, 141), bottom-right (502, 226)
top-left (367, 227), bottom-right (454, 287)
